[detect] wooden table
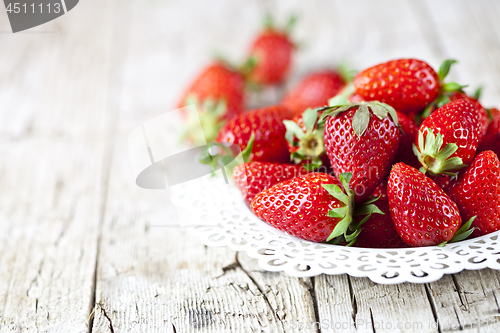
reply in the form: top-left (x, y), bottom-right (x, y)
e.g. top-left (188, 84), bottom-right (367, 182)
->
top-left (1, 0), bottom-right (500, 332)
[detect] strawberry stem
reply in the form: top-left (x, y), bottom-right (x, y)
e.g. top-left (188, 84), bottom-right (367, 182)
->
top-left (284, 108), bottom-right (326, 167)
top-left (413, 129), bottom-right (467, 176)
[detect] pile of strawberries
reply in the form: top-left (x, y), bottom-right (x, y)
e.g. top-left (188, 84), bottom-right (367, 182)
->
top-left (178, 19), bottom-right (500, 248)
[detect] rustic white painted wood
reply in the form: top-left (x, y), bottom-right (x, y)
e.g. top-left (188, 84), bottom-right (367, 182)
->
top-left (1, 0), bottom-right (500, 332)
top-left (0, 0), bottom-right (119, 331)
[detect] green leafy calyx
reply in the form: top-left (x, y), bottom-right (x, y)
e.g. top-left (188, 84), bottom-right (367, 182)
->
top-left (422, 59), bottom-right (465, 120)
top-left (322, 173), bottom-right (384, 245)
top-left (472, 86), bottom-right (483, 101)
top-left (318, 100), bottom-right (400, 137)
top-left (338, 63), bottom-right (357, 83)
top-left (181, 96), bottom-right (227, 145)
top-left (413, 128), bottom-right (467, 176)
top-left (438, 216), bottom-right (477, 246)
top-left (284, 108), bottom-right (325, 170)
top-left (199, 132), bottom-right (255, 174)
top-left (438, 59), bottom-right (457, 81)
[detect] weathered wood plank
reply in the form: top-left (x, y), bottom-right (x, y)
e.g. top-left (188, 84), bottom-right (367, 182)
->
top-left (427, 270), bottom-right (500, 332)
top-left (0, 140), bottom-right (103, 333)
top-left (1, 0), bottom-right (499, 332)
top-left (314, 275), bottom-right (356, 332)
top-left (352, 278), bottom-right (437, 333)
top-left (0, 0), bottom-right (121, 331)
top-left (237, 253), bottom-right (319, 332)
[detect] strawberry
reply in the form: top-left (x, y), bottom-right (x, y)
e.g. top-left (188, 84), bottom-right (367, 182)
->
top-left (233, 162), bottom-right (309, 204)
top-left (245, 17), bottom-right (295, 85)
top-left (478, 133), bottom-right (500, 157)
top-left (348, 94), bottom-right (365, 103)
top-left (413, 99), bottom-right (480, 176)
top-left (447, 92), bottom-right (489, 141)
top-left (430, 175), bottom-right (457, 193)
top-left (477, 108), bottom-right (500, 157)
top-left (394, 111), bottom-right (420, 168)
top-left (216, 105), bottom-right (294, 163)
top-left (448, 150), bottom-right (500, 237)
top-left (283, 108), bottom-right (330, 170)
top-left (321, 98), bottom-right (401, 203)
top-left (487, 108), bottom-right (500, 135)
top-left (178, 63), bottom-right (245, 143)
top-left (353, 59), bottom-right (441, 115)
top-left (387, 163), bottom-right (471, 247)
top-left (354, 198), bottom-right (407, 248)
top-left (251, 173), bottom-right (382, 243)
top-left (281, 70), bottom-right (345, 115)
top-left (371, 182), bottom-right (388, 201)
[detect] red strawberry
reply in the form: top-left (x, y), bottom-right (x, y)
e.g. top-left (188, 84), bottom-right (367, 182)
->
top-left (387, 163), bottom-right (464, 246)
top-left (178, 63), bottom-right (244, 118)
top-left (233, 162), bottom-right (309, 204)
top-left (354, 198), bottom-right (407, 248)
top-left (216, 105), bottom-right (294, 163)
top-left (245, 19), bottom-right (294, 85)
top-left (251, 172), bottom-right (382, 243)
top-left (353, 59), bottom-right (440, 115)
top-left (448, 150), bottom-right (500, 237)
top-left (414, 99), bottom-right (480, 176)
top-left (478, 108), bottom-right (500, 156)
top-left (478, 132), bottom-right (500, 157)
top-left (322, 99), bottom-right (401, 203)
top-left (348, 94), bottom-right (365, 103)
top-left (394, 111), bottom-right (420, 168)
top-left (430, 175), bottom-right (457, 193)
top-left (487, 108), bottom-right (500, 135)
top-left (281, 70), bottom-right (345, 115)
top-left (448, 92), bottom-right (489, 141)
top-left (251, 173), bottom-right (343, 242)
top-left (371, 182), bottom-right (388, 201)
top-left (178, 63), bottom-right (245, 142)
top-left (283, 108), bottom-right (331, 170)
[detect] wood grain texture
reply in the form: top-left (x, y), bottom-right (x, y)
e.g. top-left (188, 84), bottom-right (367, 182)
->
top-left (0, 0), bottom-right (117, 331)
top-left (0, 0), bottom-right (128, 331)
top-left (1, 0), bottom-right (500, 332)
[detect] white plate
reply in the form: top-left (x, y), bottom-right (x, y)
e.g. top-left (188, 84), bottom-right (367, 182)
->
top-left (170, 174), bottom-right (500, 284)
